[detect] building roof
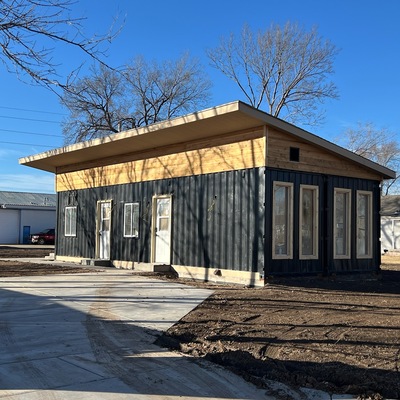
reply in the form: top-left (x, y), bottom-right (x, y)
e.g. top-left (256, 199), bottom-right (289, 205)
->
top-left (381, 195), bottom-right (400, 216)
top-left (0, 191), bottom-right (56, 207)
top-left (19, 101), bottom-right (396, 180)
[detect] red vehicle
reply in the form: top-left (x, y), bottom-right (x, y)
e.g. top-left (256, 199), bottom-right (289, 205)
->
top-left (30, 228), bottom-right (55, 245)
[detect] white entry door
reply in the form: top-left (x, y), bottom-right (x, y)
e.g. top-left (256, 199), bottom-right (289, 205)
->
top-left (152, 196), bottom-right (172, 264)
top-left (97, 201), bottom-right (112, 259)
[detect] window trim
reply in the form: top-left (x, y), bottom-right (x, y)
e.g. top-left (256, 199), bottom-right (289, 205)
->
top-left (299, 185), bottom-right (319, 260)
top-left (272, 181), bottom-right (294, 259)
top-left (356, 190), bottom-right (373, 259)
top-left (65, 206), bottom-right (77, 237)
top-left (124, 202), bottom-right (140, 238)
top-left (333, 188), bottom-right (352, 259)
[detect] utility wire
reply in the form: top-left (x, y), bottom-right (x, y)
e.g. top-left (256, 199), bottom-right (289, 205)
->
top-left (0, 105), bottom-right (67, 116)
top-left (0, 128), bottom-right (63, 138)
top-left (0, 115), bottom-right (60, 124)
top-left (0, 140), bottom-right (55, 148)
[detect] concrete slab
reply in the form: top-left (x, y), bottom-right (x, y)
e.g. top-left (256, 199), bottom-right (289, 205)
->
top-left (0, 271), bottom-right (270, 399)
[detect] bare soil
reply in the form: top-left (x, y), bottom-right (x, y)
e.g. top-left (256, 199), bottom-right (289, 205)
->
top-left (1, 246), bottom-right (399, 399)
top-left (0, 246), bottom-right (89, 276)
top-left (156, 261), bottom-right (400, 400)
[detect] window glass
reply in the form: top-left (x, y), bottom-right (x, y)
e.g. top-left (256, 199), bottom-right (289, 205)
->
top-left (159, 217), bottom-right (169, 231)
top-left (334, 189), bottom-right (351, 258)
top-left (124, 203), bottom-right (139, 237)
top-left (273, 182), bottom-right (293, 258)
top-left (357, 191), bottom-right (372, 258)
top-left (65, 206), bottom-right (77, 237)
top-left (300, 186), bottom-right (318, 258)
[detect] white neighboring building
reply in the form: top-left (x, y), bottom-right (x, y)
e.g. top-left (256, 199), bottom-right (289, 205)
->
top-left (0, 191), bottom-right (56, 244)
top-left (381, 195), bottom-right (400, 252)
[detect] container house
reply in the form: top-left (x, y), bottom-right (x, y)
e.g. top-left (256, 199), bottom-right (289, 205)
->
top-left (19, 101), bottom-right (395, 285)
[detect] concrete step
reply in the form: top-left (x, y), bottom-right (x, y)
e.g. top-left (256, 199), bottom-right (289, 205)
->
top-left (44, 252), bottom-right (55, 260)
top-left (81, 259), bottom-right (112, 267)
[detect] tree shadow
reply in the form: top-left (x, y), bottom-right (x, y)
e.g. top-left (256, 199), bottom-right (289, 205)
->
top-left (0, 275), bottom-right (264, 399)
top-left (202, 350), bottom-right (399, 399)
top-left (266, 266), bottom-right (400, 295)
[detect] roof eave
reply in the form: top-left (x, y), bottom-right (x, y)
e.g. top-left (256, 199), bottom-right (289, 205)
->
top-left (236, 102), bottom-right (396, 180)
top-left (19, 100), bottom-right (397, 180)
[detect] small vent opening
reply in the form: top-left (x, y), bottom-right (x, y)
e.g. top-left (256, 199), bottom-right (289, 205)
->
top-left (290, 147), bottom-right (300, 162)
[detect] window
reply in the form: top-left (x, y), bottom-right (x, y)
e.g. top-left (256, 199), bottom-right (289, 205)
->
top-left (334, 189), bottom-right (351, 258)
top-left (272, 182), bottom-right (293, 259)
top-left (357, 191), bottom-right (373, 258)
top-left (300, 185), bottom-right (319, 259)
top-left (65, 206), bottom-right (77, 237)
top-left (124, 202), bottom-right (139, 237)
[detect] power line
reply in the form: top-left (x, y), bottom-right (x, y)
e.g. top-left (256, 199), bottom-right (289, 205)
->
top-left (0, 105), bottom-right (67, 116)
top-left (0, 128), bottom-right (63, 138)
top-left (0, 140), bottom-right (55, 148)
top-left (0, 115), bottom-right (60, 124)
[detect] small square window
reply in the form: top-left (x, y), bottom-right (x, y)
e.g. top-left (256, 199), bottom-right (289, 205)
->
top-left (290, 147), bottom-right (300, 162)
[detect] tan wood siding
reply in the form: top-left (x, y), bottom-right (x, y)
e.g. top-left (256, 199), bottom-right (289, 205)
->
top-left (55, 126), bottom-right (384, 192)
top-left (56, 135), bottom-right (266, 191)
top-left (266, 128), bottom-right (383, 181)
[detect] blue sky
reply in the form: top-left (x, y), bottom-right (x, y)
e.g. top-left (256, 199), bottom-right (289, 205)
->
top-left (1, 0), bottom-right (399, 193)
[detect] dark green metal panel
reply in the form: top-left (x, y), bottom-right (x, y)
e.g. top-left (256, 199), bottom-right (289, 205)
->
top-left (55, 166), bottom-right (381, 277)
top-left (265, 168), bottom-right (381, 276)
top-left (56, 168), bottom-right (266, 273)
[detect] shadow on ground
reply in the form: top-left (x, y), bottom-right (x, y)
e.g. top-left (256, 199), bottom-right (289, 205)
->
top-left (0, 276), bottom-right (265, 399)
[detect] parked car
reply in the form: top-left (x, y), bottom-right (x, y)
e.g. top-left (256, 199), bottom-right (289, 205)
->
top-left (30, 228), bottom-right (55, 245)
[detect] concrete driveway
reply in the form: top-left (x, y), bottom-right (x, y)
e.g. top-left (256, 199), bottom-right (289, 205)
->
top-left (0, 270), bottom-right (269, 399)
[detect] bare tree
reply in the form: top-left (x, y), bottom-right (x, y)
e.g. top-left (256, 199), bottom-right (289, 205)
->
top-left (61, 54), bottom-right (212, 144)
top-left (207, 22), bottom-right (339, 125)
top-left (126, 55), bottom-right (211, 126)
top-left (0, 0), bottom-right (116, 90)
top-left (61, 64), bottom-right (131, 143)
top-left (338, 122), bottom-right (400, 195)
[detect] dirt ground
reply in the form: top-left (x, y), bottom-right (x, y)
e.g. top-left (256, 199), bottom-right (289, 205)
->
top-left (0, 246), bottom-right (399, 399)
top-left (0, 246), bottom-right (86, 276)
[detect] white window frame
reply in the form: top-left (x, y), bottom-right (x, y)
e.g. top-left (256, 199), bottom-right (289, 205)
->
top-left (299, 185), bottom-right (319, 260)
top-left (272, 181), bottom-right (294, 259)
top-left (356, 190), bottom-right (373, 258)
top-left (124, 202), bottom-right (140, 238)
top-left (65, 206), bottom-right (77, 237)
top-left (333, 188), bottom-right (352, 259)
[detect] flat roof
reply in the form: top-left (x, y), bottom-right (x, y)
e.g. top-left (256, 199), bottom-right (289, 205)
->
top-left (19, 101), bottom-right (396, 180)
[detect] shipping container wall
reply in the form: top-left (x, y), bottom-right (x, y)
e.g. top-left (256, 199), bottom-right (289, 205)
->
top-left (265, 169), bottom-right (381, 275)
top-left (325, 176), bottom-right (381, 273)
top-left (265, 169), bottom-right (326, 275)
top-left (56, 168), bottom-right (266, 273)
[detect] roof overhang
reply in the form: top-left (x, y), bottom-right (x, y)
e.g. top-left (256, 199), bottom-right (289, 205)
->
top-left (19, 101), bottom-right (396, 180)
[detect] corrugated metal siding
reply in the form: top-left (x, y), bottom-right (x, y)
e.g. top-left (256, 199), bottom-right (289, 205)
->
top-left (265, 169), bottom-right (381, 276)
top-left (172, 169), bottom-right (265, 272)
top-left (0, 191), bottom-right (56, 207)
top-left (56, 165), bottom-right (380, 276)
top-left (326, 176), bottom-right (381, 273)
top-left (56, 168), bottom-right (266, 273)
top-left (265, 169), bottom-right (325, 275)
